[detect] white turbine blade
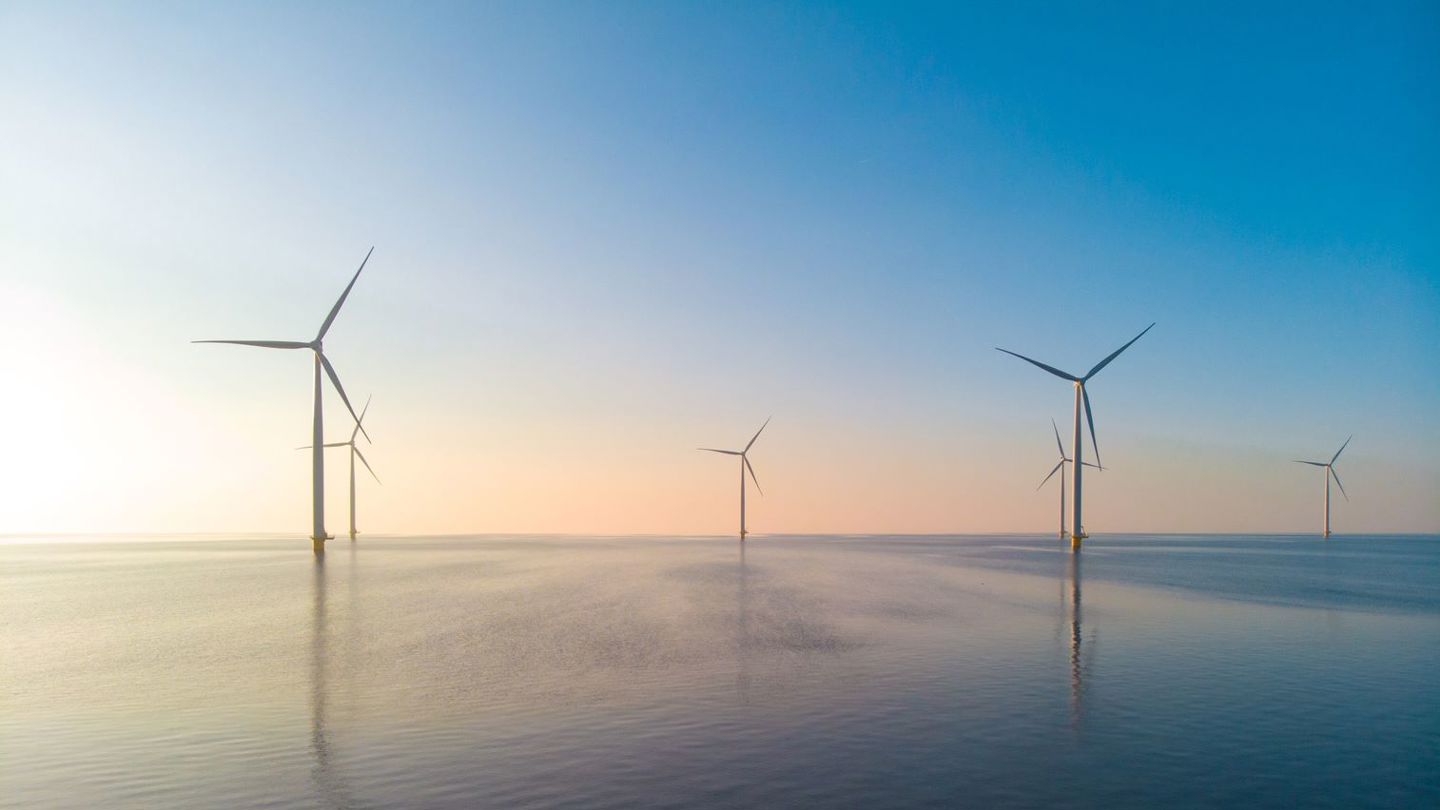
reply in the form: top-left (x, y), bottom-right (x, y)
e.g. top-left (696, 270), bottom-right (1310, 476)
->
top-left (1037, 460), bottom-right (1065, 490)
top-left (699, 447), bottom-right (742, 455)
top-left (319, 354), bottom-right (368, 439)
top-left (315, 246), bottom-right (373, 341)
top-left (1331, 435), bottom-right (1352, 465)
top-left (1082, 387), bottom-right (1100, 469)
top-left (744, 456), bottom-right (763, 496)
top-left (1293, 460), bottom-right (1328, 467)
top-left (745, 416), bottom-right (771, 452)
top-left (1082, 461), bottom-right (1102, 469)
top-left (295, 445), bottom-right (313, 450)
top-left (1330, 467), bottom-right (1348, 501)
top-left (995, 347), bottom-right (1078, 382)
top-left (1082, 322), bottom-right (1155, 381)
top-left (352, 395), bottom-right (372, 442)
top-left (1051, 418), bottom-right (1065, 458)
top-left (295, 442), bottom-right (348, 450)
top-left (354, 447), bottom-right (381, 484)
top-left (192, 339), bottom-right (310, 349)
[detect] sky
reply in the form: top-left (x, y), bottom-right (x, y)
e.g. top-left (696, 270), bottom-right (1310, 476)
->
top-left (1, 1), bottom-right (1436, 535)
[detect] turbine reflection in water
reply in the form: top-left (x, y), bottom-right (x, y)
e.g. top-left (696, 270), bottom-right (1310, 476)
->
top-left (1067, 553), bottom-right (1086, 730)
top-left (736, 541), bottom-right (750, 703)
top-left (310, 555), bottom-right (353, 810)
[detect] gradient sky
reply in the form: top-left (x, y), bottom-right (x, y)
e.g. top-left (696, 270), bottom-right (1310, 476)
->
top-left (2, 1), bottom-right (1437, 535)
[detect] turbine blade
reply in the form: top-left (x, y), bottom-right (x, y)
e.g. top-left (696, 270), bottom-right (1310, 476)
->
top-left (354, 447), bottom-right (381, 484)
top-left (1331, 435), bottom-right (1352, 465)
top-left (995, 347), bottom-right (1078, 382)
top-left (1330, 467), bottom-right (1348, 501)
top-left (699, 448), bottom-right (742, 455)
top-left (1293, 460), bottom-right (1328, 467)
top-left (745, 455), bottom-right (763, 496)
top-left (319, 353), bottom-right (368, 440)
top-left (745, 416), bottom-right (771, 452)
top-left (353, 395), bottom-right (372, 442)
top-left (192, 339), bottom-right (310, 349)
top-left (1082, 387), bottom-right (1100, 469)
top-left (315, 247), bottom-right (373, 341)
top-left (1082, 322), bottom-right (1155, 381)
top-left (1037, 460), bottom-right (1064, 490)
top-left (1082, 461), bottom-right (1102, 469)
top-left (1052, 418), bottom-right (1065, 458)
top-left (295, 445), bottom-right (313, 450)
top-left (325, 442), bottom-right (348, 447)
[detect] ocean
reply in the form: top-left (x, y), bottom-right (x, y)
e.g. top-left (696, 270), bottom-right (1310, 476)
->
top-left (3, 534), bottom-right (1437, 808)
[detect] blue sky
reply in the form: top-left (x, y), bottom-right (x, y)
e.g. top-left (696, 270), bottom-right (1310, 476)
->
top-left (1, 1), bottom-right (1436, 533)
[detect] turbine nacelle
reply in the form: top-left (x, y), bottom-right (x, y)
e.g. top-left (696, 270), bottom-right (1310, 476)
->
top-left (700, 416), bottom-right (769, 494)
top-left (998, 323), bottom-right (1153, 474)
top-left (1293, 435), bottom-right (1352, 502)
top-left (192, 249), bottom-right (375, 444)
top-left (1038, 417), bottom-right (1102, 490)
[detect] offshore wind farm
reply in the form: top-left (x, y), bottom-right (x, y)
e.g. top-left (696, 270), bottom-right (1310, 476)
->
top-left (2, 3), bottom-right (1437, 810)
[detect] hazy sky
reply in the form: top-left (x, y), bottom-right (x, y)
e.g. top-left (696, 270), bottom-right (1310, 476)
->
top-left (2, 2), bottom-right (1437, 535)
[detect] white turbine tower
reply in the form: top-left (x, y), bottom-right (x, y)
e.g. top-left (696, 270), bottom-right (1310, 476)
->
top-left (1294, 436), bottom-right (1351, 538)
top-left (196, 248), bottom-right (373, 553)
top-left (700, 417), bottom-right (769, 539)
top-left (1037, 418), bottom-right (1101, 540)
top-left (301, 396), bottom-right (380, 541)
top-left (997, 322), bottom-right (1154, 551)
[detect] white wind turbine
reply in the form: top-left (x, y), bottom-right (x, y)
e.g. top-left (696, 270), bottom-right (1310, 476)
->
top-left (700, 417), bottom-right (769, 539)
top-left (1294, 436), bottom-right (1351, 538)
top-left (998, 322), bottom-right (1154, 550)
top-left (1037, 418), bottom-right (1101, 540)
top-left (300, 396), bottom-right (380, 541)
top-left (195, 248), bottom-right (373, 553)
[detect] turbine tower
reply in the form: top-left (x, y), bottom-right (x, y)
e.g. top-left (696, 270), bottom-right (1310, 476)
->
top-left (998, 322), bottom-right (1154, 551)
top-left (301, 396), bottom-right (380, 541)
top-left (1037, 418), bottom-right (1100, 540)
top-left (1294, 436), bottom-right (1351, 538)
top-left (196, 248), bottom-right (373, 554)
top-left (700, 417), bottom-right (769, 539)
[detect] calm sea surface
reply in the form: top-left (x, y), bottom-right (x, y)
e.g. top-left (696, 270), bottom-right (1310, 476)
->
top-left (3, 534), bottom-right (1437, 809)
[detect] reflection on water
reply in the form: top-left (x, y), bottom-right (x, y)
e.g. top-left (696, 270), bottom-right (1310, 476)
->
top-left (2, 534), bottom-right (1438, 809)
top-left (736, 541), bottom-right (750, 703)
top-left (310, 555), bottom-right (353, 810)
top-left (1068, 553), bottom-right (1084, 728)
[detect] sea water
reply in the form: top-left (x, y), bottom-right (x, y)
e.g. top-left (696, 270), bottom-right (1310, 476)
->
top-left (2, 534), bottom-right (1437, 808)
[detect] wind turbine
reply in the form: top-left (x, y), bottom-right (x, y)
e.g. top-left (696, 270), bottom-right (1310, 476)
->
top-left (195, 248), bottom-right (374, 553)
top-left (1037, 418), bottom-right (1101, 540)
top-left (1294, 436), bottom-right (1351, 538)
top-left (700, 417), bottom-right (769, 539)
top-left (300, 396), bottom-right (380, 541)
top-left (998, 322), bottom-right (1154, 551)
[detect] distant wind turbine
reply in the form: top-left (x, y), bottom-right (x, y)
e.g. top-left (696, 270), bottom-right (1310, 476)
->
top-left (998, 322), bottom-right (1154, 550)
top-left (1037, 418), bottom-right (1101, 540)
top-left (195, 248), bottom-right (374, 553)
top-left (700, 417), bottom-right (769, 539)
top-left (1294, 436), bottom-right (1351, 538)
top-left (300, 396), bottom-right (380, 541)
